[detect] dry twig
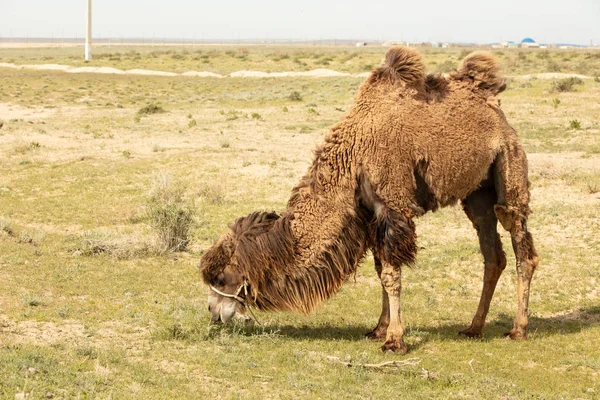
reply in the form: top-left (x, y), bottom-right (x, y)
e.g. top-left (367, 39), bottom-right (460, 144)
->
top-left (326, 356), bottom-right (421, 369)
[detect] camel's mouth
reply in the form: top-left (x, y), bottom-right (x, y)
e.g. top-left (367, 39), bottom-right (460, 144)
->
top-left (207, 292), bottom-right (249, 324)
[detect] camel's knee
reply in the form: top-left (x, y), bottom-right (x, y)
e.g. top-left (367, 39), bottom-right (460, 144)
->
top-left (494, 204), bottom-right (520, 232)
top-left (380, 267), bottom-right (401, 295)
top-left (495, 205), bottom-right (538, 272)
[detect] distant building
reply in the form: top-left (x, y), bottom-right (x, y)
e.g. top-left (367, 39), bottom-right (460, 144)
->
top-left (520, 38), bottom-right (540, 48)
top-left (382, 41), bottom-right (407, 47)
top-left (496, 41), bottom-right (518, 48)
top-left (356, 42), bottom-right (367, 47)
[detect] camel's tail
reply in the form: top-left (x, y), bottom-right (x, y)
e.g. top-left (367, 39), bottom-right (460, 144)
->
top-left (457, 52), bottom-right (506, 95)
top-left (374, 46), bottom-right (425, 85)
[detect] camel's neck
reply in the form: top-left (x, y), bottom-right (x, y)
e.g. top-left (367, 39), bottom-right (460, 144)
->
top-left (242, 145), bottom-right (371, 314)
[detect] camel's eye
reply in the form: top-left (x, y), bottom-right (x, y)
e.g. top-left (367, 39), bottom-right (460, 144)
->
top-left (213, 273), bottom-right (226, 287)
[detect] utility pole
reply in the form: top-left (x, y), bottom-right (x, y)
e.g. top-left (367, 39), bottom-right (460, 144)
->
top-left (85, 0), bottom-right (92, 61)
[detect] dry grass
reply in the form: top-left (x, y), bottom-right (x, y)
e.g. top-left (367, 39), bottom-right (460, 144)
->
top-left (146, 172), bottom-right (196, 253)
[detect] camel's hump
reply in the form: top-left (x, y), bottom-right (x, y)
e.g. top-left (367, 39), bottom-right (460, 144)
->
top-left (458, 51), bottom-right (506, 94)
top-left (379, 46), bottom-right (426, 85)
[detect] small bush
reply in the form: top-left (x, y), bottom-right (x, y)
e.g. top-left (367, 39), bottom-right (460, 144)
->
top-left (251, 112), bottom-right (262, 120)
top-left (146, 172), bottom-right (195, 253)
top-left (569, 119), bottom-right (581, 130)
top-left (282, 106), bottom-right (288, 112)
top-left (552, 77), bottom-right (584, 93)
top-left (188, 119), bottom-right (197, 128)
top-left (288, 91), bottom-right (302, 101)
top-left (552, 98), bottom-right (561, 108)
top-left (197, 181), bottom-right (226, 204)
top-left (137, 103), bottom-right (166, 116)
top-left (307, 107), bottom-right (319, 116)
top-left (546, 60), bottom-right (561, 72)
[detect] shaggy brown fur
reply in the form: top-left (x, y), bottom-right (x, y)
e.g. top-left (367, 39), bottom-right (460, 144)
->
top-left (200, 46), bottom-right (538, 353)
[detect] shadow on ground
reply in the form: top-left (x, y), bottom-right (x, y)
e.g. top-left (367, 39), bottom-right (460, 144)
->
top-left (250, 306), bottom-right (600, 348)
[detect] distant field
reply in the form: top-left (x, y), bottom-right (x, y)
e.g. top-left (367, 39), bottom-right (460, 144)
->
top-left (1, 47), bottom-right (599, 399)
top-left (2, 45), bottom-right (600, 75)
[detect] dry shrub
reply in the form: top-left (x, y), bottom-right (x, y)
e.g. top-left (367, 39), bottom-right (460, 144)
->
top-left (146, 172), bottom-right (195, 253)
top-left (137, 103), bottom-right (166, 116)
top-left (552, 77), bottom-right (584, 93)
top-left (197, 181), bottom-right (226, 204)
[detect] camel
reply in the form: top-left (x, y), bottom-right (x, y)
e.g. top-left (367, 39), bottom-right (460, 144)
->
top-left (199, 47), bottom-right (539, 353)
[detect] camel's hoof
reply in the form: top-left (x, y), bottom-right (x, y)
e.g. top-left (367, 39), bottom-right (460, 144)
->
top-left (381, 340), bottom-right (408, 354)
top-left (365, 329), bottom-right (386, 341)
top-left (458, 327), bottom-right (482, 338)
top-left (505, 329), bottom-right (527, 340)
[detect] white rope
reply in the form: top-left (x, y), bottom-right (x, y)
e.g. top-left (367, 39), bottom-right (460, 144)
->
top-left (209, 280), bottom-right (263, 325)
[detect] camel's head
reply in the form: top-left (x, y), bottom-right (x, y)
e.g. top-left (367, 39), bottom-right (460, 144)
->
top-left (199, 211), bottom-right (282, 324)
top-left (199, 232), bottom-right (249, 324)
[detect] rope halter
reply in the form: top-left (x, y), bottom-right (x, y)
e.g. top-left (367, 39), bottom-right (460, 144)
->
top-left (209, 280), bottom-right (249, 304)
top-left (209, 280), bottom-right (261, 325)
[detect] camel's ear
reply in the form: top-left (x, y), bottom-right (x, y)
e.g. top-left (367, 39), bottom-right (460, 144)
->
top-left (494, 205), bottom-right (515, 232)
top-left (199, 235), bottom-right (234, 284)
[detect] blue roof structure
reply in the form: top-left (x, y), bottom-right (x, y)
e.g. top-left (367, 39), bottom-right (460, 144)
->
top-left (521, 38), bottom-right (536, 43)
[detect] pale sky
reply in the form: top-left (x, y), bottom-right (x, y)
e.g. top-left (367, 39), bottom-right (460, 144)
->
top-left (2, 0), bottom-right (600, 45)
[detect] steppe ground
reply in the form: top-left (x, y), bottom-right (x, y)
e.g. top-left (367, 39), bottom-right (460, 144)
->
top-left (1, 45), bottom-right (599, 399)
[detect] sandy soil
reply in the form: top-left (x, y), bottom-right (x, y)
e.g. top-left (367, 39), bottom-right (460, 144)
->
top-left (0, 62), bottom-right (371, 78)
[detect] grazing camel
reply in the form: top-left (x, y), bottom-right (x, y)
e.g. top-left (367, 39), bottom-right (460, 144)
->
top-left (200, 47), bottom-right (539, 353)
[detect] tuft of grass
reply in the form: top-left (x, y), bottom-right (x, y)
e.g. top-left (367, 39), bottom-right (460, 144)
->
top-left (251, 112), bottom-right (262, 120)
top-left (282, 106), bottom-right (288, 112)
top-left (0, 218), bottom-right (14, 237)
top-left (188, 119), bottom-right (197, 128)
top-left (551, 98), bottom-right (561, 108)
top-left (552, 77), bottom-right (584, 93)
top-left (197, 181), bottom-right (226, 204)
top-left (587, 181), bottom-right (599, 194)
top-left (74, 231), bottom-right (153, 259)
top-left (137, 103), bottom-right (166, 116)
top-left (220, 141), bottom-right (230, 148)
top-left (14, 141), bottom-right (42, 155)
top-left (569, 119), bottom-right (581, 130)
top-left (288, 91), bottom-right (302, 101)
top-left (146, 172), bottom-right (195, 253)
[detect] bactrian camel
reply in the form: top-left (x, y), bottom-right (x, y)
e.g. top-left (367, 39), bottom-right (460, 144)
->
top-left (200, 47), bottom-right (539, 353)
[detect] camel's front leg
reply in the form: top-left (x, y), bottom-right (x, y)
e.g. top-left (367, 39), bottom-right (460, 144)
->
top-left (380, 260), bottom-right (408, 354)
top-left (366, 255), bottom-right (390, 340)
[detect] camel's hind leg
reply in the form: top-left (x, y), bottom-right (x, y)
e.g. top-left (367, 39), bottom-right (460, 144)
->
top-left (459, 186), bottom-right (507, 338)
top-left (494, 143), bottom-right (539, 339)
top-left (365, 254), bottom-right (390, 340)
